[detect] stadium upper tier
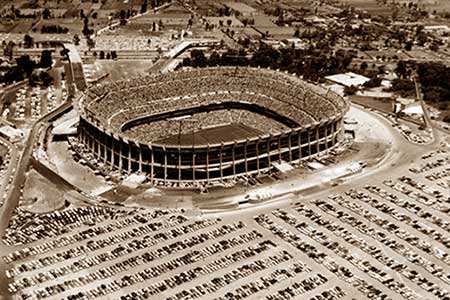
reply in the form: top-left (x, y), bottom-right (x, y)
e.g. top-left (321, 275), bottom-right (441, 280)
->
top-left (80, 67), bottom-right (348, 142)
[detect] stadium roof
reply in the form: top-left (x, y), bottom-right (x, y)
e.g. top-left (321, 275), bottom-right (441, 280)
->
top-left (325, 72), bottom-right (370, 87)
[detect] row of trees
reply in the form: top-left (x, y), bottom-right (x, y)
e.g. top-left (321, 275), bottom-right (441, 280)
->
top-left (183, 44), bottom-right (356, 82)
top-left (392, 60), bottom-right (450, 103)
top-left (1, 52), bottom-right (53, 86)
top-left (93, 51), bottom-right (118, 60)
top-left (40, 24), bottom-right (69, 34)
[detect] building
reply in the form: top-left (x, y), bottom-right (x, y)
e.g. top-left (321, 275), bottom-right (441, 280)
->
top-left (325, 72), bottom-right (370, 87)
top-left (77, 67), bottom-right (348, 187)
top-left (0, 125), bottom-right (24, 143)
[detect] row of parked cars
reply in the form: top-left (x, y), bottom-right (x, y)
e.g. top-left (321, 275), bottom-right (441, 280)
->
top-left (311, 197), bottom-right (450, 298)
top-left (60, 231), bottom-right (263, 300)
top-left (255, 214), bottom-right (392, 300)
top-left (409, 150), bottom-right (450, 174)
top-left (12, 224), bottom-right (257, 300)
top-left (166, 247), bottom-right (296, 300)
top-left (12, 85), bottom-right (67, 120)
top-left (348, 187), bottom-right (450, 258)
top-left (0, 138), bottom-right (15, 205)
top-left (3, 207), bottom-right (179, 262)
top-left (7, 216), bottom-right (211, 291)
top-left (273, 208), bottom-right (421, 300)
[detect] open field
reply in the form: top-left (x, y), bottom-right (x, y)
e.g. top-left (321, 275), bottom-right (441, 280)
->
top-left (338, 0), bottom-right (401, 16)
top-left (157, 123), bottom-right (263, 145)
top-left (85, 60), bottom-right (158, 82)
top-left (21, 169), bottom-right (65, 214)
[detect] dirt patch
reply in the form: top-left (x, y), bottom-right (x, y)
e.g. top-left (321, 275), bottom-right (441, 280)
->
top-left (21, 169), bottom-right (65, 214)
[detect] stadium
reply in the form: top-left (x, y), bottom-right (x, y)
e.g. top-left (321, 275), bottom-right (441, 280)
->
top-left (77, 67), bottom-right (349, 186)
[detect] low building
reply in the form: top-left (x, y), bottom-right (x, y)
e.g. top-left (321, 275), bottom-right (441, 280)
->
top-left (424, 25), bottom-right (450, 34)
top-left (0, 125), bottom-right (24, 143)
top-left (356, 91), bottom-right (393, 98)
top-left (325, 72), bottom-right (370, 87)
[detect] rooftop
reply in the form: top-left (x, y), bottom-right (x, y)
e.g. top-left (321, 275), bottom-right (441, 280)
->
top-left (325, 72), bottom-right (370, 87)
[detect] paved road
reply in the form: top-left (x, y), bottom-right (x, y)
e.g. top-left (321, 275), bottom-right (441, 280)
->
top-left (0, 102), bottom-right (72, 238)
top-left (194, 104), bottom-right (418, 212)
top-left (1, 104), bottom-right (448, 300)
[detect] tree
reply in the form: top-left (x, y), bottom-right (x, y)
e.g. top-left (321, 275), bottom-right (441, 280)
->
top-left (141, 0), bottom-right (148, 14)
top-left (395, 60), bottom-right (409, 78)
top-left (73, 34), bottom-right (80, 46)
top-left (16, 55), bottom-right (35, 78)
top-left (391, 78), bottom-right (415, 97)
top-left (417, 32), bottom-right (428, 46)
top-left (360, 61), bottom-right (368, 71)
top-left (182, 57), bottom-right (192, 66)
top-left (120, 10), bottom-right (127, 25)
top-left (106, 52), bottom-right (111, 59)
top-left (4, 41), bottom-right (15, 61)
top-left (404, 41), bottom-right (413, 51)
top-left (23, 34), bottom-right (34, 48)
top-left (86, 37), bottom-right (96, 50)
top-left (99, 51), bottom-right (105, 59)
top-left (42, 8), bottom-right (51, 19)
top-left (111, 51), bottom-right (117, 60)
top-left (444, 114), bottom-right (450, 123)
top-left (82, 17), bottom-right (90, 36)
top-left (363, 76), bottom-right (382, 88)
top-left (60, 48), bottom-right (70, 60)
top-left (276, 8), bottom-right (284, 25)
top-left (250, 45), bottom-right (280, 68)
top-left (39, 50), bottom-right (53, 68)
top-left (344, 85), bottom-right (358, 96)
top-left (226, 19), bottom-right (232, 27)
top-left (38, 71), bottom-right (53, 87)
top-left (208, 51), bottom-right (221, 66)
top-left (429, 41), bottom-right (439, 52)
top-left (190, 49), bottom-right (207, 67)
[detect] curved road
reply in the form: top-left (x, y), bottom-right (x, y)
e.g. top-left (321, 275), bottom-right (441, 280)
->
top-left (202, 104), bottom-right (444, 213)
top-left (0, 102), bottom-right (72, 238)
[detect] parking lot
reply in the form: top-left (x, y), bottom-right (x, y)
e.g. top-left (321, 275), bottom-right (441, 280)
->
top-left (1, 147), bottom-right (450, 300)
top-left (1, 98), bottom-right (449, 299)
top-left (0, 78), bottom-right (448, 300)
top-left (10, 85), bottom-right (67, 121)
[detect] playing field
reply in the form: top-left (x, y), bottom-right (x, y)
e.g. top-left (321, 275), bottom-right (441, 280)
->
top-left (157, 123), bottom-right (262, 145)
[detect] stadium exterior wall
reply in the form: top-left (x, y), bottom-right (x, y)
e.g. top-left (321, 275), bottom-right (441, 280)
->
top-left (78, 114), bottom-right (345, 184)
